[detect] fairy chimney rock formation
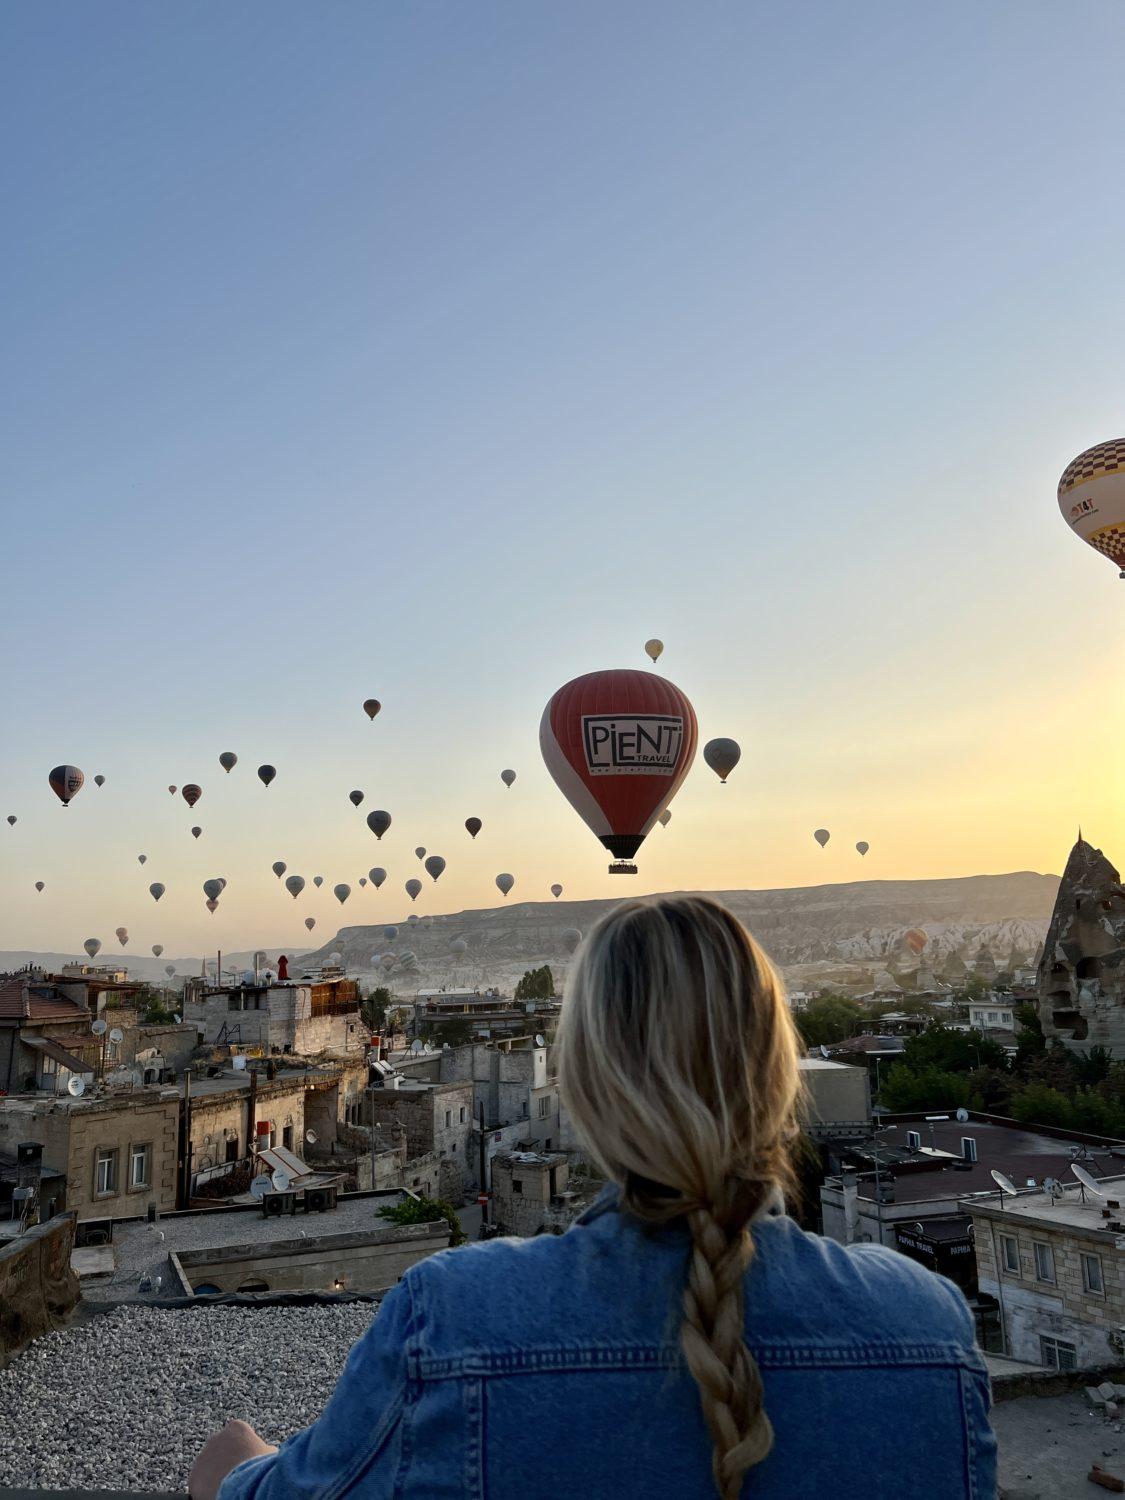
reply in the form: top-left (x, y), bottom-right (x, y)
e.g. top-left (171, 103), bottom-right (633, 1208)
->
top-left (1038, 835), bottom-right (1125, 1050)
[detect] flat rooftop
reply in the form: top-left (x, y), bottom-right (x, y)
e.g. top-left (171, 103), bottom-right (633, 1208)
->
top-left (963, 1172), bottom-right (1125, 1237)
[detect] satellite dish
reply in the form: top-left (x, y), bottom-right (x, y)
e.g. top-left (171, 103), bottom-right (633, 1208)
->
top-left (67, 1075), bottom-right (86, 1097)
top-left (535, 1033), bottom-right (546, 1047)
top-left (305, 1129), bottom-right (317, 1145)
top-left (820, 1044), bottom-right (829, 1059)
top-left (109, 1027), bottom-right (124, 1043)
top-left (1072, 1162), bottom-right (1104, 1197)
top-left (249, 1177), bottom-right (270, 1201)
top-left (410, 1039), bottom-right (423, 1054)
top-left (91, 1018), bottom-right (108, 1035)
top-left (955, 1107), bottom-right (969, 1123)
top-left (991, 1169), bottom-right (1018, 1197)
top-left (271, 1168), bottom-right (291, 1192)
top-left (173, 1014), bottom-right (182, 1025)
top-left (232, 1055), bottom-right (247, 1071)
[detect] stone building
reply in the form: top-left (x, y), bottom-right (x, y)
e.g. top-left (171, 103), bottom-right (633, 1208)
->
top-left (367, 1078), bottom-right (474, 1200)
top-left (1037, 834), bottom-right (1125, 1050)
top-left (0, 974), bottom-right (99, 1095)
top-left (490, 1152), bottom-right (574, 1237)
top-left (183, 974), bottom-right (364, 1058)
top-left (396, 1038), bottom-right (560, 1150)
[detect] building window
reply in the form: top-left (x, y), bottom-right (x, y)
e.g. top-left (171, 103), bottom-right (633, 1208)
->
top-left (537, 1096), bottom-right (550, 1119)
top-left (1000, 1234), bottom-right (1020, 1275)
top-left (1082, 1252), bottom-right (1105, 1296)
top-left (444, 1110), bottom-right (452, 1128)
top-left (1039, 1335), bottom-right (1077, 1371)
top-left (459, 1106), bottom-right (466, 1123)
top-left (225, 1138), bottom-right (239, 1163)
top-left (1033, 1241), bottom-right (1056, 1284)
top-left (106, 1040), bottom-right (120, 1061)
top-left (41, 1053), bottom-right (58, 1076)
top-left (283, 1126), bottom-right (293, 1152)
top-left (129, 1143), bottom-right (152, 1189)
top-left (94, 1147), bottom-right (118, 1196)
top-left (513, 1180), bottom-right (523, 1194)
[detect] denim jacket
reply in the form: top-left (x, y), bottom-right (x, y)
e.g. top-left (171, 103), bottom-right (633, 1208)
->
top-left (220, 1189), bottom-right (996, 1500)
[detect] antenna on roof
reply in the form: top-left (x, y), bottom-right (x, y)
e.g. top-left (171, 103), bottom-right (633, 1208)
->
top-left (1072, 1162), bottom-right (1104, 1203)
top-left (67, 1075), bottom-right (86, 1097)
top-left (990, 1168), bottom-right (1018, 1208)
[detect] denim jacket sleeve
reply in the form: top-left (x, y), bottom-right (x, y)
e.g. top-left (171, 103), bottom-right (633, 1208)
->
top-left (217, 1282), bottom-right (415, 1500)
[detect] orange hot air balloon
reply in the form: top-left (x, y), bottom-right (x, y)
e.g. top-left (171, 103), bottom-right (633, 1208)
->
top-left (904, 928), bottom-right (928, 956)
top-left (540, 669), bottom-right (697, 869)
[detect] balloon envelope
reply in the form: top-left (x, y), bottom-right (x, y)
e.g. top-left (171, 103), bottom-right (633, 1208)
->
top-left (405, 878), bottom-right (422, 901)
top-left (203, 879), bottom-right (223, 902)
top-left (34, 881), bottom-right (44, 892)
top-left (137, 853), bottom-right (147, 865)
top-left (94, 774), bottom-right (105, 787)
top-left (115, 928), bottom-right (128, 947)
top-left (501, 769), bottom-right (516, 788)
top-left (165, 964), bottom-right (176, 976)
top-left (905, 928), bottom-right (928, 956)
top-left (152, 944), bottom-right (163, 957)
top-left (257, 765), bottom-right (276, 787)
top-left (181, 784), bottom-right (202, 808)
top-left (659, 809), bottom-right (672, 827)
top-left (550, 883), bottom-right (563, 898)
top-left (540, 669), bottom-right (698, 862)
top-left (1058, 440), bottom-right (1125, 576)
top-left (5, 816), bottom-right (14, 826)
top-left (381, 954), bottom-right (396, 970)
top-left (367, 810), bottom-right (392, 839)
top-left (495, 873), bottom-right (514, 897)
top-left (384, 925), bottom-right (398, 941)
top-left (349, 790), bottom-right (364, 807)
top-left (814, 829), bottom-right (830, 848)
top-left (856, 841), bottom-right (869, 856)
top-left (644, 639), bottom-right (663, 663)
top-left (369, 867), bottom-right (386, 888)
top-left (424, 855), bottom-right (445, 882)
top-left (272, 861), bottom-right (286, 879)
top-left (313, 875), bottom-right (323, 888)
top-left (414, 846), bottom-right (426, 860)
top-left (168, 785), bottom-right (176, 795)
top-left (562, 928), bottom-right (582, 955)
top-left (149, 883), bottom-right (165, 901)
top-left (49, 765), bottom-right (84, 806)
top-left (703, 737), bottom-right (741, 784)
top-left (363, 699), bottom-right (381, 720)
top-left (333, 883), bottom-right (351, 904)
top-left (219, 752), bottom-right (237, 773)
top-left (465, 817), bottom-right (482, 838)
top-left (191, 826), bottom-right (202, 839)
top-left (84, 938), bottom-right (101, 958)
top-left (285, 875), bottom-right (305, 899)
top-left (305, 917), bottom-right (316, 930)
top-left (206, 898), bottom-right (218, 913)
top-left (450, 938), bottom-right (468, 957)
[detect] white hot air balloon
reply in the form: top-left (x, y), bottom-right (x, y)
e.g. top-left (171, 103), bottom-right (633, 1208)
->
top-left (1058, 439), bottom-right (1125, 578)
top-left (495, 872), bottom-right (515, 898)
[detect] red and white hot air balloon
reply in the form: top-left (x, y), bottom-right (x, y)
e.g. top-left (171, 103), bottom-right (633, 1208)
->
top-left (540, 669), bottom-right (698, 870)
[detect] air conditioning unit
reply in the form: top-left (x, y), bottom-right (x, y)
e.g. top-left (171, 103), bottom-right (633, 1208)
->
top-left (303, 1185), bottom-right (338, 1214)
top-left (961, 1137), bottom-right (978, 1163)
top-left (261, 1192), bottom-right (297, 1218)
top-left (906, 1130), bottom-right (922, 1151)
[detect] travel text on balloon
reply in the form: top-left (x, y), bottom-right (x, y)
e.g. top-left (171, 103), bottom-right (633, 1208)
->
top-left (581, 715), bottom-right (684, 775)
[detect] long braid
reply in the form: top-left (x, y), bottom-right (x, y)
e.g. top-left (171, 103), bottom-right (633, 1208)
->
top-left (680, 1202), bottom-right (773, 1499)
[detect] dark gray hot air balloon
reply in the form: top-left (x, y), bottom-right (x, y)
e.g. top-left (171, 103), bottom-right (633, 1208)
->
top-left (659, 809), bottom-right (672, 827)
top-left (285, 875), bottom-right (305, 899)
top-left (191, 826), bottom-right (202, 839)
top-left (363, 699), bottom-right (381, 720)
top-left (359, 877), bottom-right (367, 887)
top-left (500, 769), bottom-right (516, 789)
top-left (257, 765), bottom-right (276, 787)
top-left (551, 883), bottom-right (563, 898)
top-left (272, 861), bottom-right (286, 879)
top-left (414, 846), bottom-right (426, 861)
top-left (856, 841), bottom-right (869, 856)
top-left (152, 944), bottom-right (163, 957)
top-left (405, 878), bottom-right (422, 902)
top-left (6, 816), bottom-right (15, 826)
top-left (495, 872), bottom-right (514, 897)
top-left (34, 880), bottom-right (44, 893)
top-left (562, 928), bottom-right (582, 955)
top-left (369, 867), bottom-right (386, 888)
top-left (94, 774), bottom-right (105, 787)
top-left (137, 853), bottom-right (147, 865)
top-left (703, 738), bottom-right (741, 784)
top-left (349, 790), bottom-right (364, 808)
top-left (182, 784), bottom-right (202, 808)
top-left (367, 810), bottom-right (391, 840)
top-left (313, 875), bottom-right (324, 888)
top-left (206, 898), bottom-right (218, 913)
top-left (305, 917), bottom-right (316, 931)
top-left (333, 883), bottom-right (351, 904)
top-left (424, 855), bottom-right (445, 882)
top-left (115, 927), bottom-right (129, 947)
top-left (384, 924), bottom-right (398, 942)
top-left (49, 765), bottom-right (84, 806)
top-left (203, 879), bottom-right (224, 902)
top-left (84, 938), bottom-right (101, 958)
top-left (465, 817), bottom-right (482, 838)
top-left (165, 964), bottom-right (176, 977)
top-left (219, 752), bottom-right (238, 773)
top-left (814, 828), bottom-right (830, 848)
top-left (149, 883), bottom-right (165, 902)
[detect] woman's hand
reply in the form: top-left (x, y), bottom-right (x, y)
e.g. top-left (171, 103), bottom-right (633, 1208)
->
top-left (189, 1419), bottom-right (278, 1500)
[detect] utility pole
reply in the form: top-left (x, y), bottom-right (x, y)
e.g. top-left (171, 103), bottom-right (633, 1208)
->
top-left (478, 1100), bottom-right (488, 1221)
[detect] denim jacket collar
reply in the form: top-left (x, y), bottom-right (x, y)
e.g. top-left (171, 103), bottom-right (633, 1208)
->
top-left (576, 1180), bottom-right (785, 1228)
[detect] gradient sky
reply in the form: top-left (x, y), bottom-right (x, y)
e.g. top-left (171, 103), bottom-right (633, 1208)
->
top-left (2, 3), bottom-right (1123, 956)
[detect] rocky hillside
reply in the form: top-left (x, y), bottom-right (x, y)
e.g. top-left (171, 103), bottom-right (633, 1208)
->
top-left (297, 872), bottom-right (1058, 993)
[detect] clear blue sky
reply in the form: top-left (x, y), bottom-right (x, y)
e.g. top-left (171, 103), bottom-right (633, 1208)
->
top-left (2, 3), bottom-right (1123, 954)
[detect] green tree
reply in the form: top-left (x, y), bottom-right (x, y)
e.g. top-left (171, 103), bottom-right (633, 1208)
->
top-left (378, 1195), bottom-right (466, 1246)
top-left (899, 1025), bottom-right (1007, 1076)
top-left (361, 986), bottom-right (391, 1032)
top-left (795, 996), bottom-right (864, 1048)
top-left (966, 1065), bottom-right (1014, 1115)
top-left (1074, 1045), bottom-right (1113, 1088)
top-left (1008, 1082), bottom-right (1074, 1129)
top-left (515, 966), bottom-right (555, 1001)
top-left (879, 1063), bottom-right (971, 1113)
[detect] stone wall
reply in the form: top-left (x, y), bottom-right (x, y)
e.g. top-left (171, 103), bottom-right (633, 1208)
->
top-left (0, 1213), bottom-right (80, 1368)
top-left (491, 1154), bottom-right (570, 1237)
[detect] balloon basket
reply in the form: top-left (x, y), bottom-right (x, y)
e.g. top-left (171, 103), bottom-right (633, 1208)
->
top-left (608, 861), bottom-right (638, 875)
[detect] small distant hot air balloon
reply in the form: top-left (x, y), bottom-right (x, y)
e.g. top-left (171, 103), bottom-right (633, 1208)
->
top-left (1058, 439), bottom-right (1125, 578)
top-left (137, 853), bottom-right (147, 866)
top-left (115, 927), bottom-right (128, 947)
top-left (219, 751), bottom-right (237, 773)
top-left (540, 669), bottom-right (698, 868)
top-left (349, 790), bottom-right (364, 808)
top-left (305, 916), bottom-right (316, 931)
top-left (333, 883), bottom-right (351, 904)
top-left (659, 809), bottom-right (672, 827)
top-left (165, 964), bottom-right (176, 977)
top-left (644, 639), bottom-right (664, 663)
top-left (904, 928), bottom-right (928, 956)
top-left (369, 867), bottom-right (386, 888)
top-left (257, 765), bottom-right (276, 787)
top-left (191, 826), bottom-right (202, 839)
top-left (313, 875), bottom-right (324, 888)
top-left (94, 774), bottom-right (105, 787)
top-left (363, 699), bottom-right (381, 720)
top-left (367, 810), bottom-right (391, 840)
top-left (152, 944), bottom-right (163, 957)
top-left (413, 846), bottom-right (425, 861)
top-left (84, 938), bottom-right (102, 958)
top-left (421, 914), bottom-right (433, 928)
top-left (272, 861), bottom-right (286, 879)
top-left (703, 738), bottom-right (741, 784)
top-left (813, 829), bottom-right (830, 848)
top-left (49, 765), bottom-right (84, 806)
top-left (359, 877), bottom-right (367, 888)
top-left (381, 953), bottom-right (396, 971)
top-left (562, 928), bottom-right (582, 955)
top-left (424, 855), bottom-right (445, 882)
top-left (206, 898), bottom-right (218, 913)
top-left (203, 879), bottom-right (224, 902)
top-left (465, 817), bottom-right (482, 839)
top-left (285, 875), bottom-right (305, 899)
top-left (405, 878), bottom-right (422, 902)
top-left (501, 769), bottom-right (516, 789)
top-left (5, 816), bottom-right (14, 827)
top-left (450, 938), bottom-right (468, 957)
top-left (407, 913), bottom-right (419, 926)
top-left (181, 784), bottom-right (202, 808)
top-left (168, 785), bottom-right (177, 795)
top-left (496, 873), bottom-right (514, 898)
top-left (384, 924), bottom-right (398, 942)
top-left (856, 841), bottom-right (869, 856)
top-left (551, 883), bottom-right (563, 898)
top-left (149, 883), bottom-right (165, 902)
top-left (34, 880), bottom-right (44, 893)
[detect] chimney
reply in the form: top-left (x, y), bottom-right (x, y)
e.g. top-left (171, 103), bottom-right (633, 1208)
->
top-left (840, 1168), bottom-right (859, 1244)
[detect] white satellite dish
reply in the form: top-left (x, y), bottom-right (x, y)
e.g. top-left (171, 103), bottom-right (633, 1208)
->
top-left (232, 1055), bottom-right (247, 1071)
top-left (270, 1167), bottom-right (291, 1192)
top-left (305, 1129), bottom-right (317, 1145)
top-left (67, 1075), bottom-right (86, 1097)
top-left (991, 1168), bottom-right (1018, 1200)
top-left (535, 1033), bottom-right (546, 1047)
top-left (91, 1019), bottom-right (108, 1036)
top-left (410, 1039), bottom-right (423, 1054)
top-left (1072, 1162), bottom-right (1104, 1198)
top-left (249, 1177), bottom-right (270, 1201)
top-left (109, 1027), bottom-right (124, 1043)
top-left (955, 1107), bottom-right (969, 1123)
top-left (173, 1014), bottom-right (181, 1024)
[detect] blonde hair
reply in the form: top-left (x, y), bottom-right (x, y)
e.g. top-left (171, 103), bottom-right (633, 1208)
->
top-left (556, 896), bottom-right (801, 1499)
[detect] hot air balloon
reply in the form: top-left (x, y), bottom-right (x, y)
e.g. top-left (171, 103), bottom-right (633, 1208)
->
top-left (407, 914), bottom-right (419, 926)
top-left (152, 944), bottom-right (163, 957)
top-left (424, 855), bottom-right (445, 882)
top-left (329, 952), bottom-right (342, 967)
top-left (405, 878), bottom-right (422, 902)
top-left (381, 954), bottom-right (396, 971)
top-left (285, 875), bottom-right (305, 899)
top-left (813, 829), bottom-right (830, 848)
top-left (1058, 440), bottom-right (1125, 578)
top-left (644, 639), bottom-right (664, 663)
top-left (349, 790), bottom-right (364, 808)
top-left (305, 917), bottom-right (316, 931)
top-left (367, 810), bottom-right (391, 840)
top-left (94, 774), bottom-right (105, 787)
top-left (165, 964), bottom-right (176, 977)
top-left (168, 785), bottom-right (177, 795)
top-left (219, 751), bottom-right (237, 773)
top-left (369, 867), bottom-right (386, 888)
top-left (333, 883), bottom-right (351, 904)
top-left (384, 925), bottom-right (398, 942)
top-left (115, 927), bottom-right (128, 947)
top-left (496, 873), bottom-right (515, 898)
top-left (450, 938), bottom-right (468, 957)
top-left (465, 817), bottom-right (482, 839)
top-left (149, 883), bottom-right (165, 902)
top-left (203, 879), bottom-right (224, 902)
top-left (49, 765), bottom-right (84, 806)
top-left (191, 826), bottom-right (202, 839)
top-left (84, 938), bottom-right (102, 959)
top-left (272, 861), bottom-right (286, 879)
top-left (551, 883), bottom-right (563, 898)
top-left (540, 669), bottom-right (698, 870)
top-left (703, 737), bottom-right (741, 784)
top-left (359, 877), bottom-right (367, 888)
top-left (34, 880), bottom-right (44, 893)
top-left (414, 846), bottom-right (426, 861)
top-left (363, 699), bottom-right (381, 720)
top-left (421, 914), bottom-right (433, 929)
top-left (5, 816), bottom-right (14, 826)
top-left (182, 784), bottom-right (202, 808)
top-left (904, 928), bottom-right (928, 956)
top-left (659, 809), bottom-right (672, 827)
top-left (137, 853), bottom-right (147, 865)
top-left (206, 898), bottom-right (218, 913)
top-left (501, 769), bottom-right (516, 789)
top-left (562, 928), bottom-right (582, 955)
top-left (257, 765), bottom-right (276, 787)
top-left (313, 875), bottom-right (324, 888)
top-left (856, 841), bottom-right (869, 856)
